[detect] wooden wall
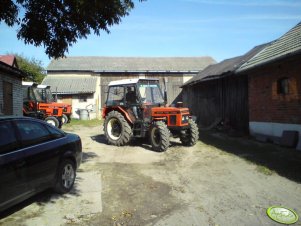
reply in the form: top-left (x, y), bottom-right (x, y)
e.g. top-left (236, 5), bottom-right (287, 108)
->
top-left (182, 75), bottom-right (249, 133)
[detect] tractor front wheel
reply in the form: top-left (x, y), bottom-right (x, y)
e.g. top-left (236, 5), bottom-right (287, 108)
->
top-left (180, 119), bottom-right (199, 146)
top-left (45, 116), bottom-right (59, 128)
top-left (150, 121), bottom-right (170, 152)
top-left (104, 111), bottom-right (132, 146)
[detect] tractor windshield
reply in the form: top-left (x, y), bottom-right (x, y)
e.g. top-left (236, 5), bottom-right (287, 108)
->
top-left (138, 83), bottom-right (164, 104)
top-left (37, 88), bottom-right (54, 102)
top-left (31, 87), bottom-right (43, 102)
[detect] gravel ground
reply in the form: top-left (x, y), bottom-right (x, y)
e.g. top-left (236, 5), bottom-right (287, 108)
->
top-left (1, 124), bottom-right (301, 226)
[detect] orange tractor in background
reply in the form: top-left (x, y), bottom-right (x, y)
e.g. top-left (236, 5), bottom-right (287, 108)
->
top-left (22, 82), bottom-right (63, 128)
top-left (36, 84), bottom-right (72, 124)
top-left (102, 78), bottom-right (199, 152)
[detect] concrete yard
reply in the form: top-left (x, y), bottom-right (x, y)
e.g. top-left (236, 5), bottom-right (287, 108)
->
top-left (1, 124), bottom-right (301, 226)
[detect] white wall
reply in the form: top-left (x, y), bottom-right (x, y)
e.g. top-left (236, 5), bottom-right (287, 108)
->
top-left (250, 121), bottom-right (301, 150)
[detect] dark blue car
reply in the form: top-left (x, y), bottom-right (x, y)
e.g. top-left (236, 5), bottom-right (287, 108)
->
top-left (0, 116), bottom-right (82, 212)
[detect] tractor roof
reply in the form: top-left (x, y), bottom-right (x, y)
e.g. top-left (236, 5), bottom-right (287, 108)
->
top-left (108, 78), bottom-right (159, 86)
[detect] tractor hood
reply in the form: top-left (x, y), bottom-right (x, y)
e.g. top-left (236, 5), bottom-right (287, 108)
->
top-left (151, 107), bottom-right (190, 115)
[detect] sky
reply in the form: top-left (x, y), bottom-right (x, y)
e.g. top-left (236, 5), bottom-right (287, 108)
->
top-left (0, 0), bottom-right (300, 68)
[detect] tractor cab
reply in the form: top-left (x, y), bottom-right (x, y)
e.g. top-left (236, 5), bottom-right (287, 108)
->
top-left (103, 78), bottom-right (199, 152)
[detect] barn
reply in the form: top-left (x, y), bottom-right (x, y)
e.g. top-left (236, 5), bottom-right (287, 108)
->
top-left (44, 56), bottom-right (215, 119)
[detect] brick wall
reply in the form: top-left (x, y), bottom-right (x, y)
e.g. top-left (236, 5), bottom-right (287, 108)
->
top-left (248, 54), bottom-right (301, 124)
top-left (0, 72), bottom-right (23, 116)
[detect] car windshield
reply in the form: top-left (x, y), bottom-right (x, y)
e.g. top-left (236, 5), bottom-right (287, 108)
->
top-left (138, 82), bottom-right (164, 104)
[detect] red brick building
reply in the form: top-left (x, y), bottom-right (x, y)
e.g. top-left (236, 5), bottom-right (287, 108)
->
top-left (238, 22), bottom-right (301, 150)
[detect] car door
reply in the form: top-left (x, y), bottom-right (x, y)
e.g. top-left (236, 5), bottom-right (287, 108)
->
top-left (0, 120), bottom-right (29, 211)
top-left (14, 120), bottom-right (64, 191)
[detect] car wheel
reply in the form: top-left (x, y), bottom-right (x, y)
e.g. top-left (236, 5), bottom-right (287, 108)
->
top-left (54, 159), bottom-right (76, 194)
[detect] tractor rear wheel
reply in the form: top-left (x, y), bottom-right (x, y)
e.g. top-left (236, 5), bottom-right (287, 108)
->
top-left (104, 111), bottom-right (132, 146)
top-left (150, 121), bottom-right (170, 152)
top-left (180, 119), bottom-right (199, 146)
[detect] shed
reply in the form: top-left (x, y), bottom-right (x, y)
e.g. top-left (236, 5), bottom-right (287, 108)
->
top-left (0, 56), bottom-right (26, 116)
top-left (182, 44), bottom-right (268, 133)
top-left (237, 22), bottom-right (301, 149)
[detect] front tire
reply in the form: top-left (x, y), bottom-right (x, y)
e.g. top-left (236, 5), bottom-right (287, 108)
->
top-left (45, 116), bottom-right (59, 127)
top-left (104, 111), bottom-right (132, 146)
top-left (62, 114), bottom-right (68, 124)
top-left (180, 119), bottom-right (199, 146)
top-left (150, 121), bottom-right (170, 152)
top-left (54, 159), bottom-right (76, 194)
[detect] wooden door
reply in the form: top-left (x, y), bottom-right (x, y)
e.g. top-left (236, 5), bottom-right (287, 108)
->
top-left (3, 81), bottom-right (13, 115)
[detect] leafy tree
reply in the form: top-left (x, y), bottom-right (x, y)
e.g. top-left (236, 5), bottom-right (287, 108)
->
top-left (1, 0), bottom-right (143, 59)
top-left (14, 54), bottom-right (46, 83)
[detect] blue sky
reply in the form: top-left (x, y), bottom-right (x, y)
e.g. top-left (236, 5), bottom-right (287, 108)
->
top-left (0, 0), bottom-right (300, 67)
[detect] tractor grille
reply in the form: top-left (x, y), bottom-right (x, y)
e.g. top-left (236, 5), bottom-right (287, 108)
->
top-left (170, 115), bottom-right (177, 125)
top-left (53, 109), bottom-right (58, 115)
top-left (63, 107), bottom-right (67, 112)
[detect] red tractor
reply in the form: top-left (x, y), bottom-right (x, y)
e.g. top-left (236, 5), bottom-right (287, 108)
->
top-left (22, 82), bottom-right (63, 128)
top-left (36, 84), bottom-right (72, 124)
top-left (102, 78), bottom-right (199, 152)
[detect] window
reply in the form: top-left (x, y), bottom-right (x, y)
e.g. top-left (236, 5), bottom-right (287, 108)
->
top-left (106, 86), bottom-right (125, 106)
top-left (46, 124), bottom-right (65, 139)
top-left (15, 120), bottom-right (51, 147)
top-left (0, 121), bottom-right (18, 154)
top-left (277, 77), bottom-right (289, 95)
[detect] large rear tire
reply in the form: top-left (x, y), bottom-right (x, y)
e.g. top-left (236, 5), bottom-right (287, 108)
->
top-left (180, 119), bottom-right (199, 146)
top-left (150, 121), bottom-right (170, 152)
top-left (104, 111), bottom-right (132, 146)
top-left (45, 116), bottom-right (59, 128)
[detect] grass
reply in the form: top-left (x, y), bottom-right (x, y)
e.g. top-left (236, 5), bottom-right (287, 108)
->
top-left (256, 165), bottom-right (274, 176)
top-left (64, 118), bottom-right (103, 128)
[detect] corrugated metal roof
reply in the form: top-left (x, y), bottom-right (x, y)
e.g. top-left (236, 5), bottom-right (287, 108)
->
top-left (42, 76), bottom-right (97, 94)
top-left (47, 56), bottom-right (216, 72)
top-left (238, 22), bottom-right (301, 72)
top-left (182, 43), bottom-right (268, 86)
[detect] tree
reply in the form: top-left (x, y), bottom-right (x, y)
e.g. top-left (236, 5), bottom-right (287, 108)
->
top-left (14, 54), bottom-right (46, 83)
top-left (1, 0), bottom-right (143, 59)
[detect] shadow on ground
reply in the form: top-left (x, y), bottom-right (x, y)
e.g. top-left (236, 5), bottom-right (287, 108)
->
top-left (0, 175), bottom-right (83, 219)
top-left (199, 131), bottom-right (301, 183)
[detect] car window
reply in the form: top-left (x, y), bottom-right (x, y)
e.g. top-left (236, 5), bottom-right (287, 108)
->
top-left (0, 121), bottom-right (18, 154)
top-left (45, 124), bottom-right (65, 139)
top-left (15, 120), bottom-right (51, 147)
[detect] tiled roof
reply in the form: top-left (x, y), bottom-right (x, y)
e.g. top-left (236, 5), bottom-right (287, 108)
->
top-left (183, 43), bottom-right (268, 86)
top-left (238, 22), bottom-right (301, 72)
top-left (47, 56), bottom-right (216, 72)
top-left (42, 76), bottom-right (97, 94)
top-left (0, 55), bottom-right (17, 67)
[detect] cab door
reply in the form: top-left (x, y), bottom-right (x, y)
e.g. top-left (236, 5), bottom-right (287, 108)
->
top-left (0, 121), bottom-right (29, 211)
